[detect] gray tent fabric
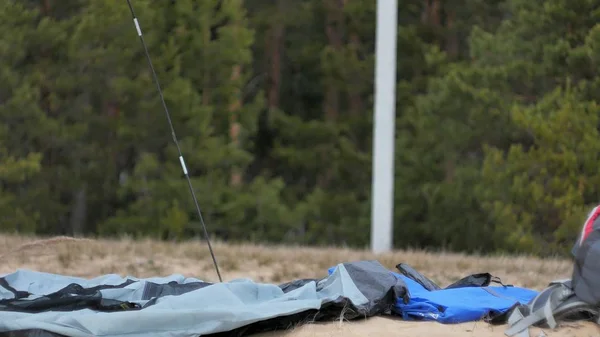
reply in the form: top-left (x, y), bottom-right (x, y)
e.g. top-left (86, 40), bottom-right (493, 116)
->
top-left (0, 260), bottom-right (408, 337)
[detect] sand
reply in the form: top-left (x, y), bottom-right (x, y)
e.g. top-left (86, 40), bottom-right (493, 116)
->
top-left (256, 317), bottom-right (600, 337)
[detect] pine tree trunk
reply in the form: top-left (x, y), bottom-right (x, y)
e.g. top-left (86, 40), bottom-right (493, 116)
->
top-left (229, 65), bottom-right (242, 186)
top-left (69, 187), bottom-right (87, 236)
top-left (41, 0), bottom-right (51, 14)
top-left (446, 9), bottom-right (459, 57)
top-left (421, 0), bottom-right (431, 23)
top-left (267, 0), bottom-right (285, 110)
top-left (202, 15), bottom-right (211, 105)
top-left (323, 0), bottom-right (344, 122)
top-left (348, 33), bottom-right (363, 117)
top-left (319, 0), bottom-right (345, 192)
top-left (431, 0), bottom-right (441, 27)
top-left (39, 0), bottom-right (52, 115)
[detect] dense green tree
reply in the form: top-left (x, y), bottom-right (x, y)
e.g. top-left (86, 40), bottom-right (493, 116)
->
top-left (396, 0), bottom-right (600, 254)
top-left (474, 0), bottom-right (600, 254)
top-left (1, 0), bottom-right (598, 256)
top-left (0, 0), bottom-right (95, 235)
top-left (480, 86), bottom-right (600, 254)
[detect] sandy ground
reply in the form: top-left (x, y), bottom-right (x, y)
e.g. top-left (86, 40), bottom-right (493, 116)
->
top-left (256, 317), bottom-right (600, 337)
top-left (0, 234), bottom-right (598, 337)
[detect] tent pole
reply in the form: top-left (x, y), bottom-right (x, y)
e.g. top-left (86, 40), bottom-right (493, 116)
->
top-left (125, 0), bottom-right (223, 282)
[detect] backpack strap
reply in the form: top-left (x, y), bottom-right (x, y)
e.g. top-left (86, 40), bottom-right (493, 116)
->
top-left (504, 292), bottom-right (558, 336)
top-left (505, 306), bottom-right (532, 337)
top-left (504, 280), bottom-right (571, 337)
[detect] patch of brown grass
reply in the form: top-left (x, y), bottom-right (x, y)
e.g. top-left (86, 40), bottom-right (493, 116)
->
top-left (0, 234), bottom-right (573, 290)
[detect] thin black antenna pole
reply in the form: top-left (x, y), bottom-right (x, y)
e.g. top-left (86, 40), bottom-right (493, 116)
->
top-left (125, 0), bottom-right (223, 283)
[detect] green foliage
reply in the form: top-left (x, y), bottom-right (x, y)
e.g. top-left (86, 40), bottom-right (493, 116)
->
top-left (0, 121), bottom-right (42, 232)
top-left (479, 86), bottom-right (600, 255)
top-left (2, 0), bottom-right (600, 256)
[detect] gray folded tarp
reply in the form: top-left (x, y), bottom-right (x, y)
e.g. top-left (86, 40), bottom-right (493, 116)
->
top-left (0, 260), bottom-right (408, 337)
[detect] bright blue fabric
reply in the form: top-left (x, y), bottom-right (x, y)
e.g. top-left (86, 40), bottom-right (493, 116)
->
top-left (327, 266), bottom-right (539, 324)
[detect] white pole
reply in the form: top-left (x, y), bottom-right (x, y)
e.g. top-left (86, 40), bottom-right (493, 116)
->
top-left (371, 0), bottom-right (398, 254)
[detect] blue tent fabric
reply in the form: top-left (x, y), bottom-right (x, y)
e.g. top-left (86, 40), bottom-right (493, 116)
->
top-left (394, 274), bottom-right (538, 323)
top-left (328, 266), bottom-right (539, 324)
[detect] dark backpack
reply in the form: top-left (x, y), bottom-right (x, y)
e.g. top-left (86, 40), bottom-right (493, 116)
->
top-left (504, 206), bottom-right (600, 336)
top-left (571, 205), bottom-right (600, 306)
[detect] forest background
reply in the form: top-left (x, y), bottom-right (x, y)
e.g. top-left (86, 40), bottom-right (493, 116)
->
top-left (2, 0), bottom-right (600, 257)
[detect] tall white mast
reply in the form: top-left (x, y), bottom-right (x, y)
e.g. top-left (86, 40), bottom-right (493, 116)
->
top-left (371, 0), bottom-right (398, 254)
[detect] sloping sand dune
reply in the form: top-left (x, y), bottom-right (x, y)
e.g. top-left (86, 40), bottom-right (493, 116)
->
top-left (256, 317), bottom-right (600, 337)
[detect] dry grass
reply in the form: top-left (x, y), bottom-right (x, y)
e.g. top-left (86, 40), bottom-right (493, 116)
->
top-left (0, 233), bottom-right (573, 290)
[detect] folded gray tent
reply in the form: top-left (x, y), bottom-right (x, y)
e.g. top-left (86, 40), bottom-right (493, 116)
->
top-left (0, 260), bottom-right (408, 337)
